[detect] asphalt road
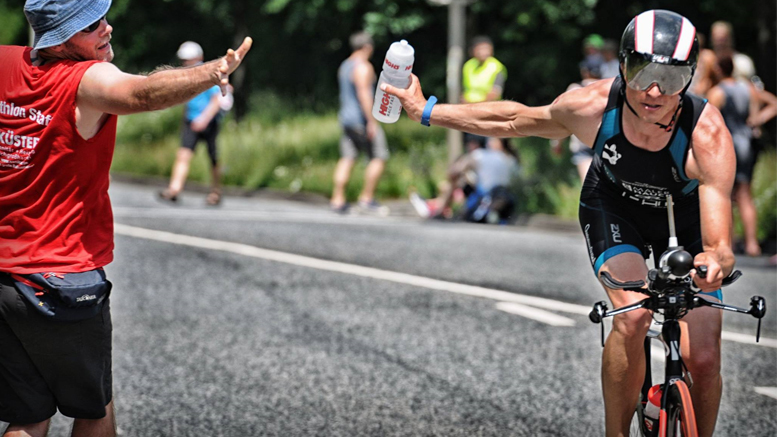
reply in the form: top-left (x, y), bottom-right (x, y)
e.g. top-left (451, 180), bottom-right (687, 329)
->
top-left (5, 182), bottom-right (776, 436)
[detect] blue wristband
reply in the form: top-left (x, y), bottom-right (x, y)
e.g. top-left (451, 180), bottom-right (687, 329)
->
top-left (421, 96), bottom-right (438, 127)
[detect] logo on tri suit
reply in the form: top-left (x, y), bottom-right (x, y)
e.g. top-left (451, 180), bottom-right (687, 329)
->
top-left (584, 224), bottom-right (596, 265)
top-left (610, 224), bottom-right (622, 243)
top-left (671, 167), bottom-right (682, 183)
top-left (603, 143), bottom-right (622, 165)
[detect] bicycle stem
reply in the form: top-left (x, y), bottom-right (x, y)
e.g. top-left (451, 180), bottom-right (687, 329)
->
top-left (666, 194), bottom-right (678, 248)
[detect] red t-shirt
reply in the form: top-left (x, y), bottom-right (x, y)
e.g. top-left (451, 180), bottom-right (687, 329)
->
top-left (0, 46), bottom-right (117, 274)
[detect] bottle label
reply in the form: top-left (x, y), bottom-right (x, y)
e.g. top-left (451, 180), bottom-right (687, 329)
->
top-left (377, 89), bottom-right (394, 117)
top-left (384, 59), bottom-right (413, 72)
top-left (644, 416), bottom-right (655, 432)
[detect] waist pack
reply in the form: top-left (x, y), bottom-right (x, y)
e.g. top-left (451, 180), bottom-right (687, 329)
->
top-left (10, 269), bottom-right (112, 322)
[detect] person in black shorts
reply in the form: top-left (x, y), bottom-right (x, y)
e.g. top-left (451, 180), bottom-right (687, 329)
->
top-left (383, 10), bottom-right (736, 437)
top-left (158, 41), bottom-right (225, 206)
top-left (1, 1), bottom-right (251, 435)
top-left (0, 275), bottom-right (112, 424)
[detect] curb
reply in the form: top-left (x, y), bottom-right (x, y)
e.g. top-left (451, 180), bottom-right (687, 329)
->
top-left (111, 173), bottom-right (580, 233)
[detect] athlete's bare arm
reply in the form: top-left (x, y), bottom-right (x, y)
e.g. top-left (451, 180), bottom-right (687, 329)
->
top-left (685, 104), bottom-right (736, 290)
top-left (75, 37), bottom-right (252, 136)
top-left (750, 86), bottom-right (777, 128)
top-left (381, 74), bottom-right (609, 142)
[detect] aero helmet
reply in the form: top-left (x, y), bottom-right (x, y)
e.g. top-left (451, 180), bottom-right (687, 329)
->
top-left (619, 10), bottom-right (699, 96)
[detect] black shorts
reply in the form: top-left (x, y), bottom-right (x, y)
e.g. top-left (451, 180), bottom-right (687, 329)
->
top-left (0, 273), bottom-right (112, 423)
top-left (182, 118), bottom-right (220, 165)
top-left (578, 191), bottom-right (703, 273)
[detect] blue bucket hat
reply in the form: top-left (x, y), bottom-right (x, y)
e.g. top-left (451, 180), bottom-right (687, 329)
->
top-left (24, 0), bottom-right (111, 50)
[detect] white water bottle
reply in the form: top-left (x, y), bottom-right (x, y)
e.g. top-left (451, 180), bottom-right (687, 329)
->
top-left (372, 39), bottom-right (415, 123)
top-left (643, 384), bottom-right (663, 433)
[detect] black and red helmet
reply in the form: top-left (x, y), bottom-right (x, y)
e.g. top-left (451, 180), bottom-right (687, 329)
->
top-left (619, 10), bottom-right (699, 95)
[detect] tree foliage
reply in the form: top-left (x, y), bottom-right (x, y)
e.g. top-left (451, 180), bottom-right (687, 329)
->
top-left (0, 0), bottom-right (774, 116)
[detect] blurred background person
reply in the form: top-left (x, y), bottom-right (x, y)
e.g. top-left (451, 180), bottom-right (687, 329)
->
top-left (689, 33), bottom-right (717, 97)
top-left (330, 31), bottom-right (390, 215)
top-left (693, 21), bottom-right (758, 98)
top-left (159, 41), bottom-right (224, 206)
top-left (461, 36), bottom-right (507, 152)
top-left (411, 140), bottom-right (519, 224)
top-left (708, 55), bottom-right (777, 256)
top-left (581, 33), bottom-right (604, 67)
top-left (599, 39), bottom-right (619, 79)
top-left (711, 21), bottom-right (757, 81)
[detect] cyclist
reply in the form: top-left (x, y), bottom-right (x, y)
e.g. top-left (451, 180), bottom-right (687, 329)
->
top-left (381, 10), bottom-right (735, 437)
top-left (0, 1), bottom-right (251, 435)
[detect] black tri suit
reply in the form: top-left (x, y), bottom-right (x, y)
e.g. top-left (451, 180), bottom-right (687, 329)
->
top-left (578, 77), bottom-right (720, 299)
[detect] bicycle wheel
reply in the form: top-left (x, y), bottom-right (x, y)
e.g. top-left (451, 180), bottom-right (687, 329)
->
top-left (630, 403), bottom-right (659, 436)
top-left (629, 406), bottom-right (644, 436)
top-left (659, 381), bottom-right (698, 437)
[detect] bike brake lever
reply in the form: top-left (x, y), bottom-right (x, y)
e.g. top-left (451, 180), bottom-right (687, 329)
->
top-left (599, 271), bottom-right (646, 291)
top-left (691, 269), bottom-right (742, 292)
top-left (589, 301), bottom-right (608, 347)
top-left (722, 270), bottom-right (743, 286)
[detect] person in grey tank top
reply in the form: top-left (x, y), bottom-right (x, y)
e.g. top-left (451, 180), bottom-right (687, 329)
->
top-left (330, 31), bottom-right (390, 215)
top-left (708, 55), bottom-right (761, 256)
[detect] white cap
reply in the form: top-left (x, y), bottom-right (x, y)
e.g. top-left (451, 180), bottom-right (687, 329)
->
top-left (177, 41), bottom-right (203, 61)
top-left (382, 39), bottom-right (414, 75)
top-left (387, 39), bottom-right (415, 65)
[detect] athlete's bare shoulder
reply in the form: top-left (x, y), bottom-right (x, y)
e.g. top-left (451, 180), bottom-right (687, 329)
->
top-left (549, 78), bottom-right (613, 144)
top-left (686, 103), bottom-right (735, 183)
top-left (552, 78), bottom-right (611, 118)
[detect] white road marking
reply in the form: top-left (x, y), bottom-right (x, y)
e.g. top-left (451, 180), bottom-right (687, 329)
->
top-left (115, 223), bottom-right (590, 316)
top-left (754, 387), bottom-right (777, 400)
top-left (495, 302), bottom-right (576, 326)
top-left (114, 223), bottom-right (777, 346)
top-left (721, 331), bottom-right (777, 349)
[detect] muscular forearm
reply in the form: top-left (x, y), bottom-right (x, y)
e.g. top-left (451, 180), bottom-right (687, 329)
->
top-left (132, 61), bottom-right (222, 112)
top-left (426, 101), bottom-right (565, 139)
top-left (382, 74), bottom-right (573, 140)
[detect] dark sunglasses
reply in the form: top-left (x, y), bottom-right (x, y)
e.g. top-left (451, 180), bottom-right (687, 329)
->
top-left (81, 15), bottom-right (106, 33)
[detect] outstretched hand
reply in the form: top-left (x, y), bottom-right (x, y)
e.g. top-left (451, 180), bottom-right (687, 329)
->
top-left (217, 37), bottom-right (253, 96)
top-left (379, 74), bottom-right (427, 123)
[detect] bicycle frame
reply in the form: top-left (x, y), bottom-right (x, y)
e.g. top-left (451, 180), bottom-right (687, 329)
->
top-left (588, 194), bottom-right (766, 436)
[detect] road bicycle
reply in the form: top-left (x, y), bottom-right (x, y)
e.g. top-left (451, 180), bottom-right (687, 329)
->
top-left (588, 195), bottom-right (766, 437)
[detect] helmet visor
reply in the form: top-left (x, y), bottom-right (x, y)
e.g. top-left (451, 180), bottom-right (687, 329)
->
top-left (623, 51), bottom-right (694, 95)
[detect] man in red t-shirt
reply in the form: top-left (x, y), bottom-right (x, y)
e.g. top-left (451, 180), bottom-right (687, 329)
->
top-left (0, 1), bottom-right (251, 435)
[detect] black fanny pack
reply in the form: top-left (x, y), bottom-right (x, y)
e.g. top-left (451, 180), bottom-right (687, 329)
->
top-left (10, 269), bottom-right (112, 322)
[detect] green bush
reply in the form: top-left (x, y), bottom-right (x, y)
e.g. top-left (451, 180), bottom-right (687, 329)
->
top-left (111, 104), bottom-right (449, 200)
top-left (113, 99), bottom-right (777, 242)
top-left (111, 99), bottom-right (588, 215)
top-left (735, 149), bottom-right (777, 243)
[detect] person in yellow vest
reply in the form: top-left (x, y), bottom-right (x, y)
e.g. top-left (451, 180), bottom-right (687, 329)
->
top-left (462, 36), bottom-right (507, 151)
